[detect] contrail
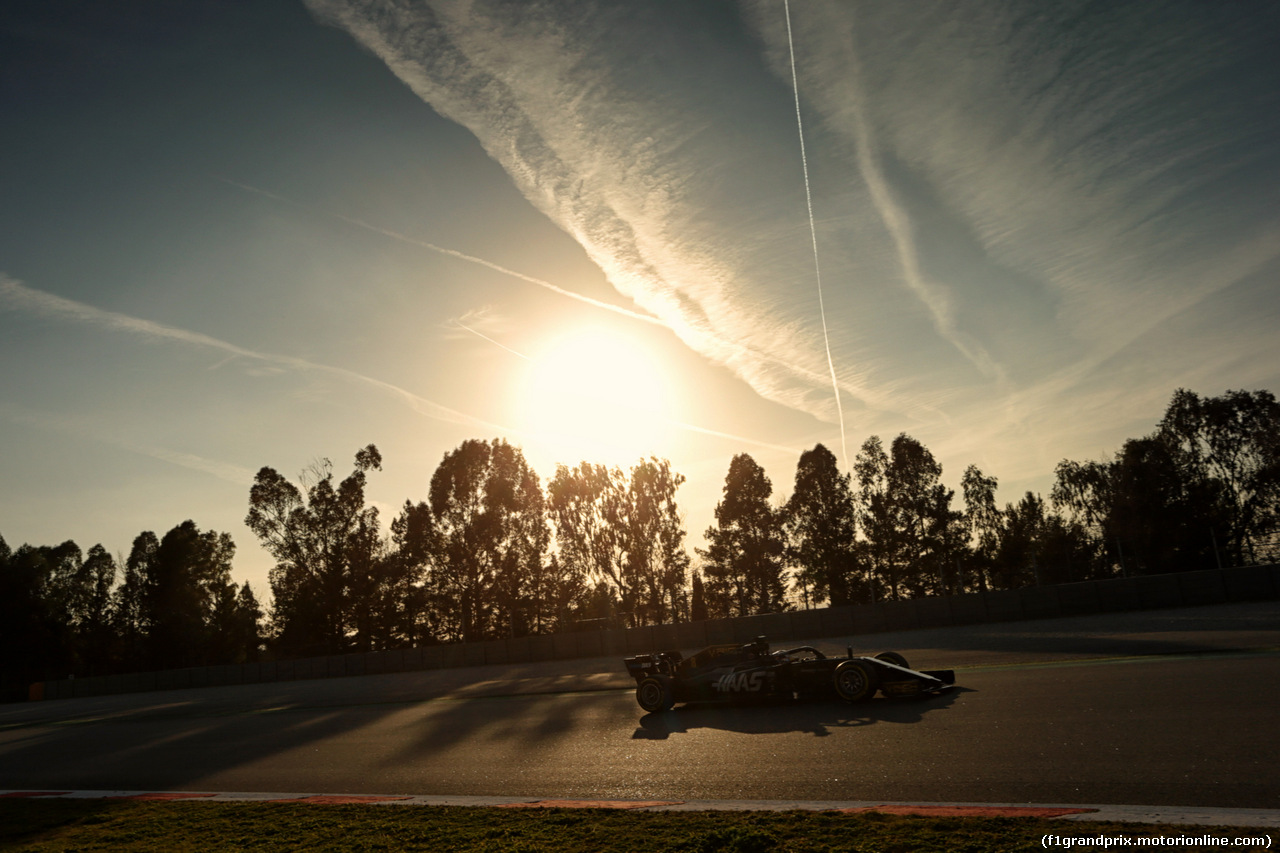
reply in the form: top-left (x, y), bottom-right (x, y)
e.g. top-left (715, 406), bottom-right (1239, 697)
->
top-left (0, 274), bottom-right (508, 433)
top-left (217, 177), bottom-right (664, 327)
top-left (449, 318), bottom-right (530, 360)
top-left (2, 404), bottom-right (257, 486)
top-left (784, 0), bottom-right (848, 467)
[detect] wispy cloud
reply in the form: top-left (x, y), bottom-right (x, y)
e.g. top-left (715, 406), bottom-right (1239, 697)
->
top-left (1, 404), bottom-right (257, 486)
top-left (777, 2), bottom-right (1005, 385)
top-left (304, 0), bottom-right (1280, 486)
top-left (302, 0), bottom-right (913, 429)
top-left (0, 273), bottom-right (509, 433)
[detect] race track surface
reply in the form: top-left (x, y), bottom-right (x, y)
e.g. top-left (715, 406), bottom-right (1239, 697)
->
top-left (2, 602), bottom-right (1277, 809)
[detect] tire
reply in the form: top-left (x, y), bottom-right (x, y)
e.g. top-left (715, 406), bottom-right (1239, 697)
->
top-left (637, 676), bottom-right (675, 712)
top-left (874, 651), bottom-right (910, 670)
top-left (833, 660), bottom-right (878, 703)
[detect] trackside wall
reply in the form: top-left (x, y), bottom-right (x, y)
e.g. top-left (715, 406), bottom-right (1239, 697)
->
top-left (30, 564), bottom-right (1280, 702)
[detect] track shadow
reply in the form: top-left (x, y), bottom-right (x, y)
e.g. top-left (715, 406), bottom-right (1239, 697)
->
top-left (631, 688), bottom-right (969, 740)
top-left (388, 689), bottom-right (609, 767)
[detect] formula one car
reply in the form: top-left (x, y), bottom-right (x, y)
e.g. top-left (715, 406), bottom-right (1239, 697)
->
top-left (624, 636), bottom-right (955, 712)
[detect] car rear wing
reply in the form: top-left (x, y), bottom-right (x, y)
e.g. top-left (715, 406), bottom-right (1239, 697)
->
top-left (623, 650), bottom-right (682, 680)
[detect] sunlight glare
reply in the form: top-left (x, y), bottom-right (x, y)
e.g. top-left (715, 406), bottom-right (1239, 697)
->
top-left (518, 327), bottom-right (676, 467)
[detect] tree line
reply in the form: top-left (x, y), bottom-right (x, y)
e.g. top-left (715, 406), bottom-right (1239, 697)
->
top-left (0, 521), bottom-right (262, 700)
top-left (244, 387), bottom-right (1279, 656)
top-left (3, 387), bottom-right (1277, 694)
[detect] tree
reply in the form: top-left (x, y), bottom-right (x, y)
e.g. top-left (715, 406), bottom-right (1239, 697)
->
top-left (854, 435), bottom-right (961, 600)
top-left (690, 570), bottom-right (708, 622)
top-left (427, 439), bottom-right (548, 642)
top-left (138, 520), bottom-right (237, 670)
top-left (246, 444), bottom-right (384, 656)
top-left (1053, 437), bottom-right (1231, 578)
top-left (853, 436), bottom-right (893, 601)
top-left (209, 580), bottom-right (264, 665)
top-left (698, 454), bottom-right (788, 617)
top-left (1108, 437), bottom-right (1217, 574)
top-left (887, 435), bottom-right (961, 597)
top-left (783, 444), bottom-right (859, 606)
top-left (0, 538), bottom-right (80, 692)
top-left (70, 544), bottom-right (117, 675)
top-left (388, 500), bottom-right (436, 646)
top-left (547, 462), bottom-right (627, 620)
top-left (113, 533), bottom-right (154, 669)
top-left (961, 464), bottom-right (1000, 592)
top-left (992, 492), bottom-right (1095, 588)
top-left (547, 458), bottom-right (690, 627)
top-left (620, 458), bottom-right (690, 625)
top-left (1158, 388), bottom-right (1280, 565)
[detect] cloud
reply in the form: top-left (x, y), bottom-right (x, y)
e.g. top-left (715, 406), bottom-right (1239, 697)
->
top-left (1, 404), bottom-right (257, 486)
top-left (303, 0), bottom-right (1280, 487)
top-left (0, 273), bottom-right (508, 433)
top-left (302, 0), bottom-right (915, 428)
top-left (779, 1), bottom-right (1005, 386)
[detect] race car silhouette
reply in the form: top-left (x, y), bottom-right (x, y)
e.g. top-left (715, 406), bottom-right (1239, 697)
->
top-left (624, 636), bottom-right (955, 712)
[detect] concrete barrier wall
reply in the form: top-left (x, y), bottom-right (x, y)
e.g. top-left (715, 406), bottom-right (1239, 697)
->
top-left (34, 563), bottom-right (1279, 702)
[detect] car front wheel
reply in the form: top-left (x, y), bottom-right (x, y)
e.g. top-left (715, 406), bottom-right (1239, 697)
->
top-left (833, 660), bottom-right (878, 703)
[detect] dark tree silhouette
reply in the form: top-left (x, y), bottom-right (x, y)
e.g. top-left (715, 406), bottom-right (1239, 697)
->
top-left (961, 464), bottom-right (1000, 591)
top-left (698, 453), bottom-right (788, 617)
top-left (1158, 388), bottom-right (1280, 565)
top-left (0, 538), bottom-right (80, 693)
top-left (783, 444), bottom-right (859, 606)
top-left (547, 462), bottom-right (627, 620)
top-left (547, 458), bottom-right (690, 627)
top-left (388, 500), bottom-right (436, 646)
top-left (887, 434), bottom-right (962, 598)
top-left (854, 435), bottom-right (961, 600)
top-left (1050, 389), bottom-right (1280, 575)
top-left (690, 570), bottom-right (708, 622)
top-left (621, 457), bottom-right (690, 625)
top-left (72, 544), bottom-right (118, 674)
top-left (246, 444), bottom-right (383, 655)
top-left (853, 436), bottom-right (893, 601)
top-left (135, 520), bottom-right (236, 670)
top-left (427, 438), bottom-right (548, 642)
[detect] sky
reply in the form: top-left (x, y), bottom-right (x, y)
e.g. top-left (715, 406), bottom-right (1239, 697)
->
top-left (3, 0), bottom-right (1279, 598)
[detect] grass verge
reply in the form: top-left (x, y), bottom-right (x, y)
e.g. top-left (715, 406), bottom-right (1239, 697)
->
top-left (0, 800), bottom-right (1273, 852)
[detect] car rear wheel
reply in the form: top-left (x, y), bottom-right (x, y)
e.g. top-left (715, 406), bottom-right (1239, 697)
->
top-left (637, 676), bottom-right (675, 712)
top-left (833, 660), bottom-right (877, 703)
top-left (874, 651), bottom-right (910, 669)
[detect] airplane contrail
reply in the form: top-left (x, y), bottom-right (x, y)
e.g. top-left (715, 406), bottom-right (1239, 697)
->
top-left (2, 403), bottom-right (258, 486)
top-left (448, 318), bottom-right (530, 361)
top-left (0, 273), bottom-right (509, 433)
top-left (217, 177), bottom-right (664, 327)
top-left (784, 0), bottom-right (848, 467)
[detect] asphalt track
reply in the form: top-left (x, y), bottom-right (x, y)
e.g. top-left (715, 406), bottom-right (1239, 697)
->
top-left (2, 603), bottom-right (1277, 812)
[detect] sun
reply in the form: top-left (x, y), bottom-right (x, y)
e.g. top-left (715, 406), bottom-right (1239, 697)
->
top-left (517, 326), bottom-right (676, 468)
